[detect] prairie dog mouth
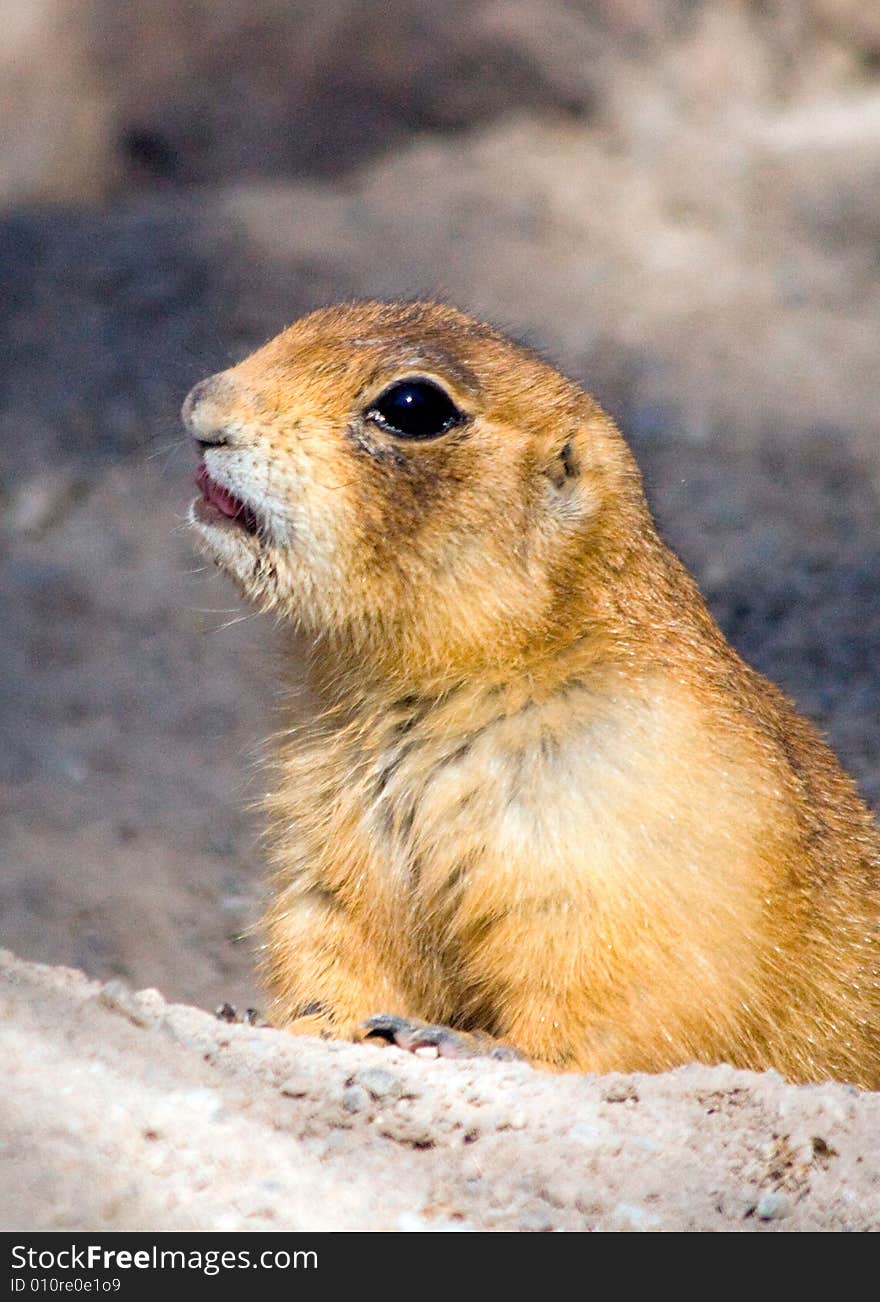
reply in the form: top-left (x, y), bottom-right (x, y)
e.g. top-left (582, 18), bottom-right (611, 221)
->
top-left (194, 461), bottom-right (261, 535)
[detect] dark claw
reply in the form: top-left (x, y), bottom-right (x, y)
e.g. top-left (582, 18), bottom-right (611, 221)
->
top-left (215, 1002), bottom-right (266, 1026)
top-left (487, 1043), bottom-right (523, 1062)
top-left (359, 1014), bottom-right (522, 1061)
top-left (361, 1013), bottom-right (418, 1044)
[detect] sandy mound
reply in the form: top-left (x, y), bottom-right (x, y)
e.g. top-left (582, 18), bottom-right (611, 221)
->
top-left (2, 950), bottom-right (878, 1232)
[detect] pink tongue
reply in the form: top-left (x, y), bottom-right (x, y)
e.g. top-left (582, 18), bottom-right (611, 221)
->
top-left (196, 463), bottom-right (245, 518)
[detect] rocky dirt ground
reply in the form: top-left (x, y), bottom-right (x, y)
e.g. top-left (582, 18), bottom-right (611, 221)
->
top-left (1, 0), bottom-right (878, 1230)
top-left (4, 950), bottom-right (879, 1232)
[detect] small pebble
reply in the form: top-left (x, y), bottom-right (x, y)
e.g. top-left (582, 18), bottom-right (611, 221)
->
top-left (756, 1191), bottom-right (789, 1221)
top-left (612, 1202), bottom-right (661, 1231)
top-left (279, 1070), bottom-right (314, 1099)
top-left (519, 1208), bottom-right (555, 1232)
top-left (352, 1067), bottom-right (405, 1100)
top-left (342, 1085), bottom-right (370, 1114)
top-left (602, 1080), bottom-right (639, 1104)
top-left (97, 980), bottom-right (152, 1028)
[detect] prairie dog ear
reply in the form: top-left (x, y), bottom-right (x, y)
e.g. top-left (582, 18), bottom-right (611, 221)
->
top-left (546, 438), bottom-right (580, 490)
top-left (543, 432), bottom-right (599, 524)
top-left (544, 435), bottom-right (584, 496)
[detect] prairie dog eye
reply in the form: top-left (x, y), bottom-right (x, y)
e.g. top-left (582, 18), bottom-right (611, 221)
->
top-left (366, 378), bottom-right (464, 440)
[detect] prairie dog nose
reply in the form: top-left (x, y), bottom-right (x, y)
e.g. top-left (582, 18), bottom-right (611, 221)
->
top-left (182, 373), bottom-right (236, 446)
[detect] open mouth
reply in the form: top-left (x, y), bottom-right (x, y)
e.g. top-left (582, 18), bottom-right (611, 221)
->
top-left (194, 461), bottom-right (260, 536)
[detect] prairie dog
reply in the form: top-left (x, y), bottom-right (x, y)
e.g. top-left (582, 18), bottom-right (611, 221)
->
top-left (185, 300), bottom-right (879, 1086)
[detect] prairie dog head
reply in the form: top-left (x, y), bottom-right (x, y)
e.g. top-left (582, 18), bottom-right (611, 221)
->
top-left (184, 300), bottom-right (644, 686)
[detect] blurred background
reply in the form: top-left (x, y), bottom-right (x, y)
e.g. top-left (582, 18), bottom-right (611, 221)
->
top-left (1, 0), bottom-right (878, 1013)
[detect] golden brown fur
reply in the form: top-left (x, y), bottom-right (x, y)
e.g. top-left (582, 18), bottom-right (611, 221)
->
top-left (185, 300), bottom-right (880, 1087)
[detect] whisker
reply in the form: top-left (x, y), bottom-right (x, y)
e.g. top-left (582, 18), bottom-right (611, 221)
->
top-left (145, 437), bottom-right (189, 462)
top-left (208, 611), bottom-right (261, 632)
top-left (190, 606), bottom-right (251, 615)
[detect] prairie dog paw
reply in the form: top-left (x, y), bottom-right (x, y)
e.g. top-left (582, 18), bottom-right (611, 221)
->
top-left (357, 1014), bottom-right (522, 1061)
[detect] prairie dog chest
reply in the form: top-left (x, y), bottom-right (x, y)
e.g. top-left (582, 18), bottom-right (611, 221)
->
top-left (359, 677), bottom-right (779, 929)
top-left (367, 684), bottom-right (679, 887)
